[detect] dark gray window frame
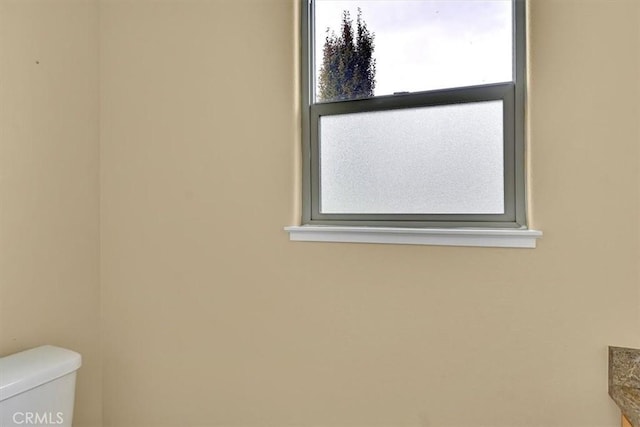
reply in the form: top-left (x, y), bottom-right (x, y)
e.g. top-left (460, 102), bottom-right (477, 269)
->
top-left (300, 0), bottom-right (527, 229)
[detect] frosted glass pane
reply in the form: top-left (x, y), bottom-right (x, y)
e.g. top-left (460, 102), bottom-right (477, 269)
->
top-left (319, 100), bottom-right (504, 214)
top-left (314, 0), bottom-right (512, 101)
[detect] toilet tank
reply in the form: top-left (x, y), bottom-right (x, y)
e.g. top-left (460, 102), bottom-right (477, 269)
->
top-left (0, 346), bottom-right (82, 427)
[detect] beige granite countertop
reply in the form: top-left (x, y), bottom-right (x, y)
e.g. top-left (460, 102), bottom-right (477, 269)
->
top-left (609, 346), bottom-right (640, 427)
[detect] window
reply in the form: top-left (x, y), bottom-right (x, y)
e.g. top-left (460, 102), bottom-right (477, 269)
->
top-left (290, 0), bottom-right (539, 247)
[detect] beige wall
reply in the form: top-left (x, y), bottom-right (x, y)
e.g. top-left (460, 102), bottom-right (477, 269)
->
top-left (0, 1), bottom-right (102, 426)
top-left (99, 0), bottom-right (640, 426)
top-left (1, 0), bottom-right (638, 426)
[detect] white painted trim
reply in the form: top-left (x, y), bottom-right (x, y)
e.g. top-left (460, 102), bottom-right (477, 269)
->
top-left (284, 226), bottom-right (542, 248)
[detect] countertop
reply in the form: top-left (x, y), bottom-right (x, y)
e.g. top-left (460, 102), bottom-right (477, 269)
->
top-left (609, 346), bottom-right (640, 427)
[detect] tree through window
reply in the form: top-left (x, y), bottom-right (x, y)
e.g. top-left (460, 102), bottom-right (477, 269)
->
top-left (318, 9), bottom-right (376, 102)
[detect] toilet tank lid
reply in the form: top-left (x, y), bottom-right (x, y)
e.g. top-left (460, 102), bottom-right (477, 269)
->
top-left (0, 345), bottom-right (82, 401)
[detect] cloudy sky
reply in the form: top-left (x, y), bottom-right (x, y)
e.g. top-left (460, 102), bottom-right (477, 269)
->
top-left (314, 0), bottom-right (513, 98)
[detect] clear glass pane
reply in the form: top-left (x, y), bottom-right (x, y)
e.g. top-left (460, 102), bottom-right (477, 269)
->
top-left (313, 0), bottom-right (513, 102)
top-left (319, 100), bottom-right (504, 214)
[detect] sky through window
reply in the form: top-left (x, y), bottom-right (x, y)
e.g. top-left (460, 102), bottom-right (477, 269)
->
top-left (314, 0), bottom-right (513, 99)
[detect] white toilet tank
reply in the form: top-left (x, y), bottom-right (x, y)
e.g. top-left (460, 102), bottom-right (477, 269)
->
top-left (0, 345), bottom-right (82, 427)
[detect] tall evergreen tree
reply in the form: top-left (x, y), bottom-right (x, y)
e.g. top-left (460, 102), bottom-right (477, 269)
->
top-left (318, 9), bottom-right (376, 102)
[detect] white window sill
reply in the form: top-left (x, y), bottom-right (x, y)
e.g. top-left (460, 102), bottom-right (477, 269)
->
top-left (284, 226), bottom-right (542, 248)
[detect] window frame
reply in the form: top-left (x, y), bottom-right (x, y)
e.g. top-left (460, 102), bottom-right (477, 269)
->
top-left (300, 0), bottom-right (527, 229)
